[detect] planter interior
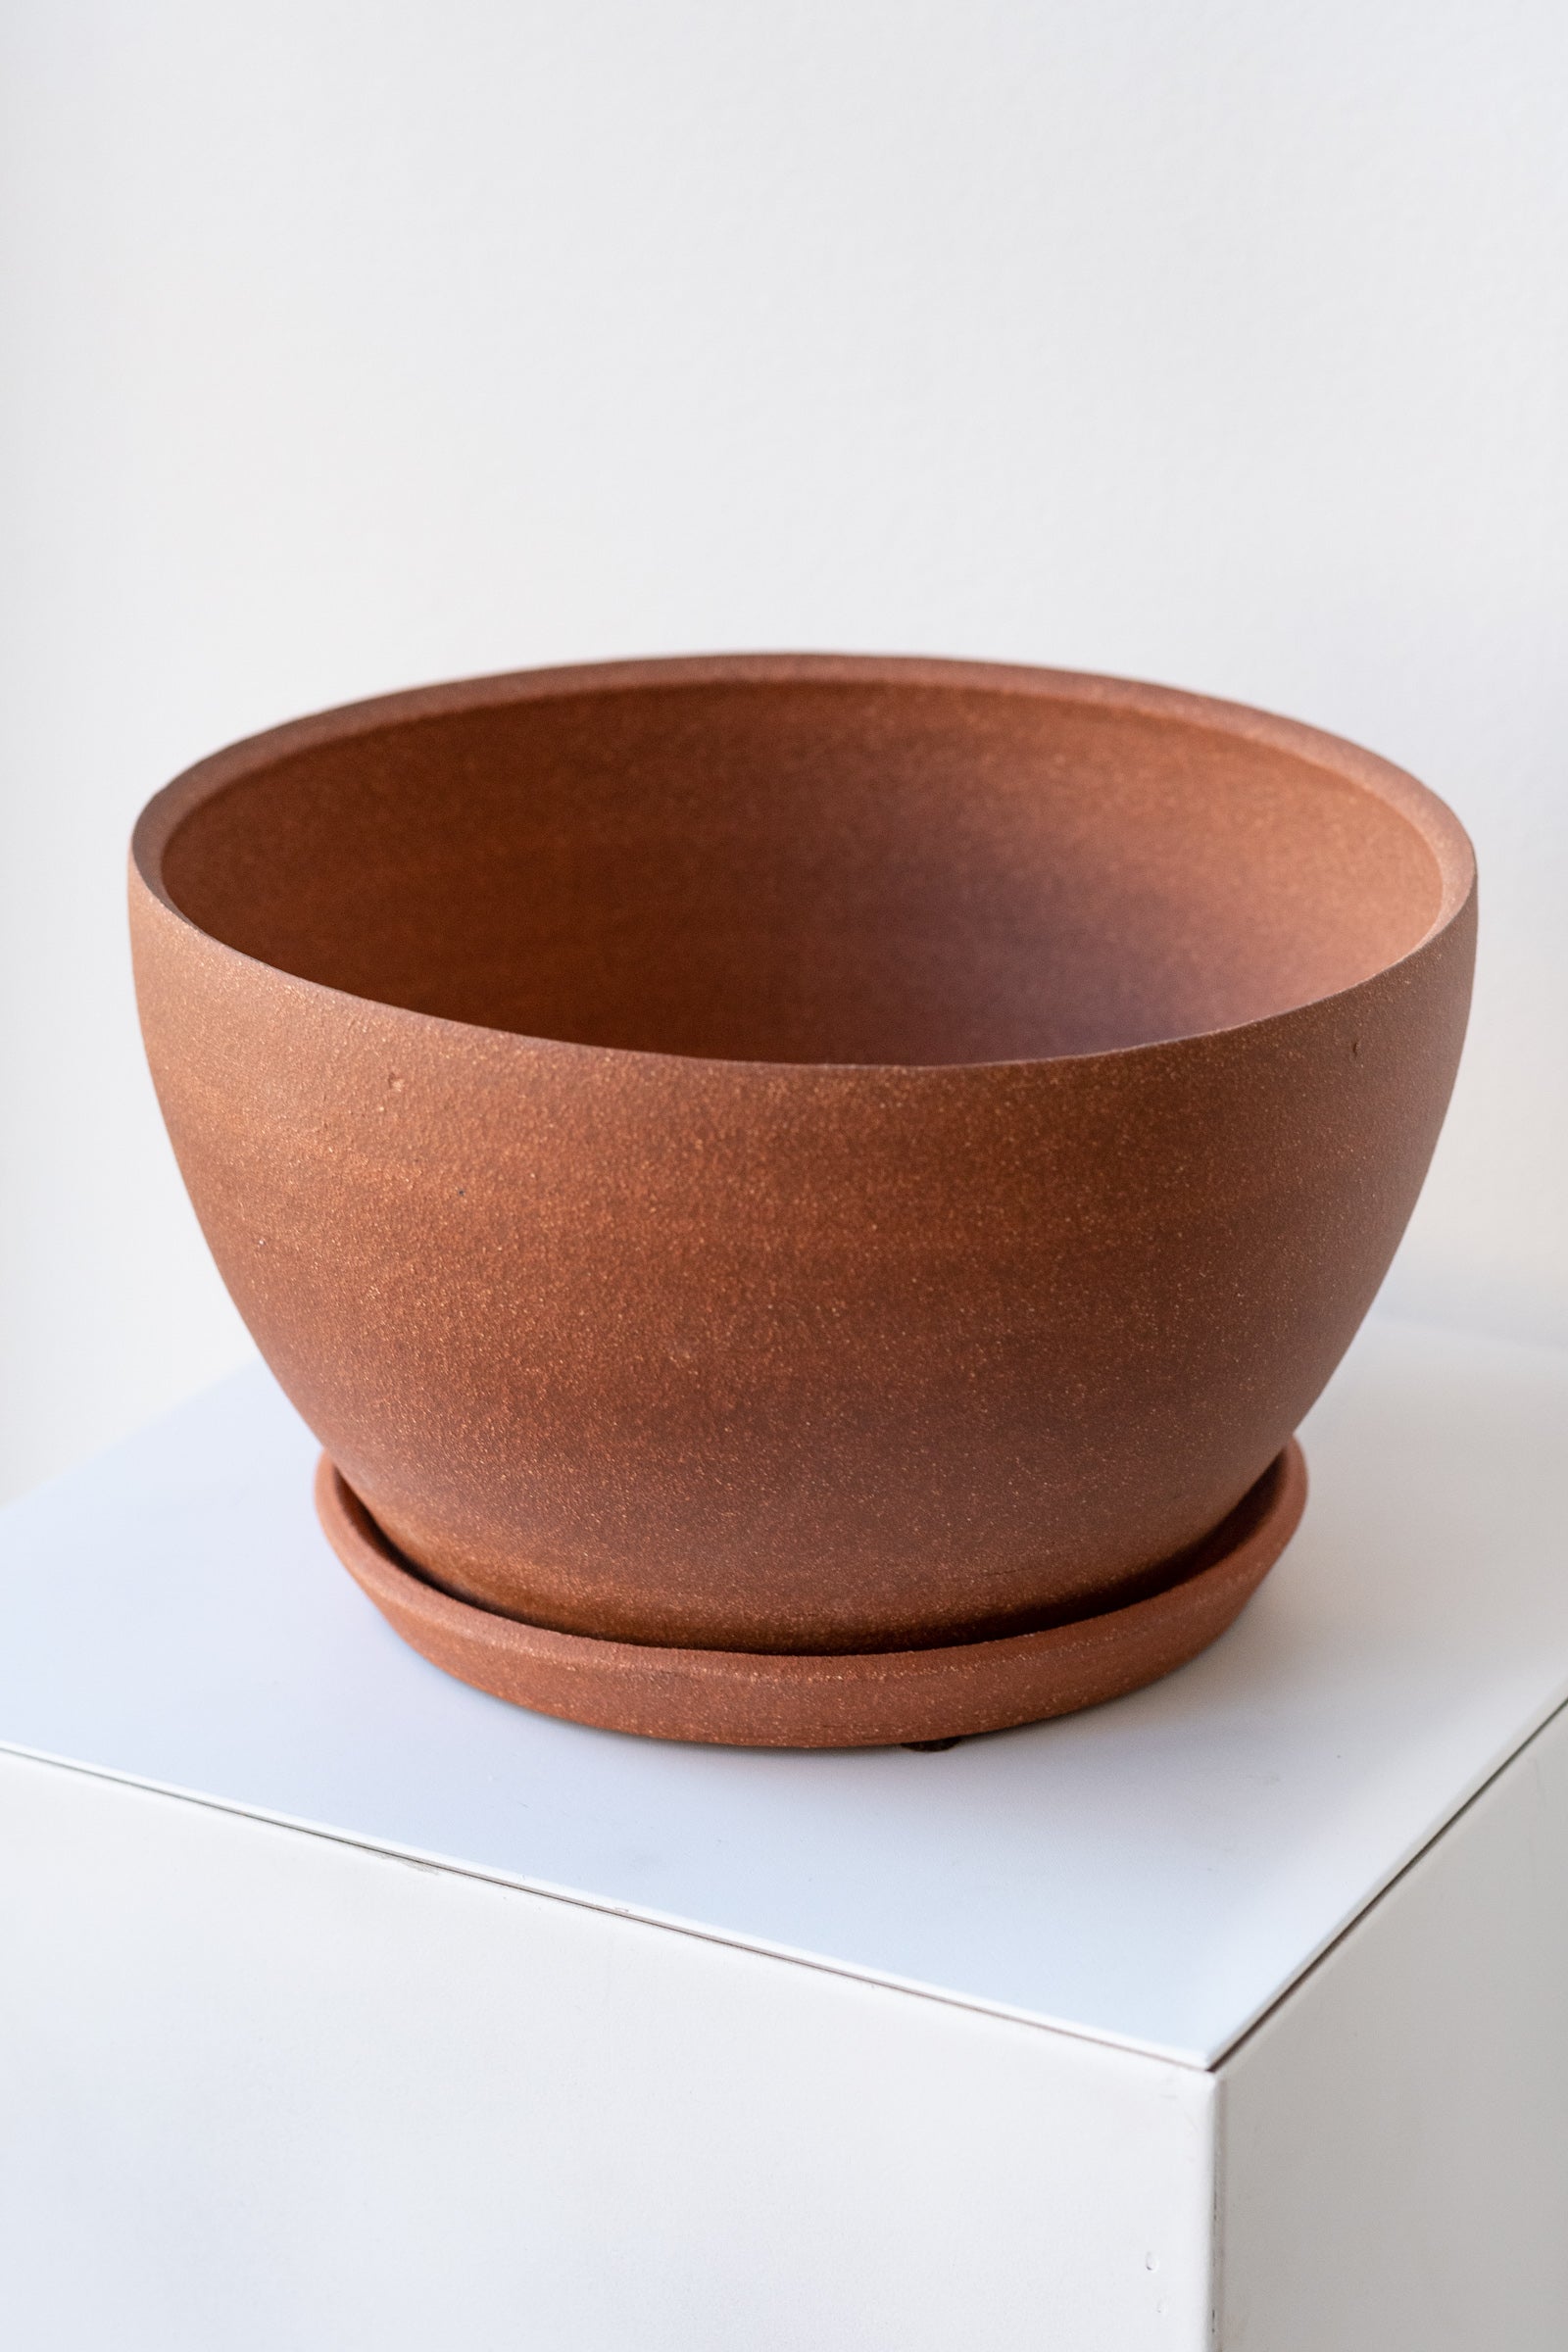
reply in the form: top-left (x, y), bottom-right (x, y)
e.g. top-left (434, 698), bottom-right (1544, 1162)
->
top-left (158, 675), bottom-right (1446, 1068)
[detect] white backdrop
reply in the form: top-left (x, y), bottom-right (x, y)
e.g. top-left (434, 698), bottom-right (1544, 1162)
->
top-left (2, 0), bottom-right (1564, 1501)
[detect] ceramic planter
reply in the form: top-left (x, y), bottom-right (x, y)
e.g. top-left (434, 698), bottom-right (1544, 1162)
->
top-left (129, 655), bottom-right (1475, 1745)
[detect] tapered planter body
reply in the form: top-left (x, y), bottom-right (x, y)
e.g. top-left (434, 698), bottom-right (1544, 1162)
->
top-left (130, 657), bottom-right (1474, 1743)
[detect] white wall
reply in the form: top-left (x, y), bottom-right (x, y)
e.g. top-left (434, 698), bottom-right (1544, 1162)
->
top-left (2, 0), bottom-right (1564, 1501)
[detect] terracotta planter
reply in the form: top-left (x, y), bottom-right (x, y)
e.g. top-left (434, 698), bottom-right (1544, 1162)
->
top-left (129, 656), bottom-right (1475, 1745)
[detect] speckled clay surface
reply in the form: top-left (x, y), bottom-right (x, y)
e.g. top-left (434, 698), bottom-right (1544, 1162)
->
top-left (129, 655), bottom-right (1475, 1740)
top-left (315, 1439), bottom-right (1306, 1748)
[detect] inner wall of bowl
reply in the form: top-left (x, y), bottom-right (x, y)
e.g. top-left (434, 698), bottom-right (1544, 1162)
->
top-left (160, 679), bottom-right (1446, 1064)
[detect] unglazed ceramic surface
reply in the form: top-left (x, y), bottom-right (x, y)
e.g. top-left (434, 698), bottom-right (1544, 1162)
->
top-left (314, 1440), bottom-right (1306, 1748)
top-left (129, 657), bottom-right (1474, 1719)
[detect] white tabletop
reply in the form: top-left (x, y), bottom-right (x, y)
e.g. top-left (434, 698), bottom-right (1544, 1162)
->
top-left (1, 1314), bottom-right (1564, 2067)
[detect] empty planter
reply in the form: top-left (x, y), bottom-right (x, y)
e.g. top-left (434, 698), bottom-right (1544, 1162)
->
top-left (129, 655), bottom-right (1475, 1745)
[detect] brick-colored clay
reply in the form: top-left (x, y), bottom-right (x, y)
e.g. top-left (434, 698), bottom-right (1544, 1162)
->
top-left (129, 656), bottom-right (1474, 1743)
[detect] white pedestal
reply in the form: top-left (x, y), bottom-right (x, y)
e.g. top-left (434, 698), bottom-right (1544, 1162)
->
top-left (3, 1316), bottom-right (1567, 2350)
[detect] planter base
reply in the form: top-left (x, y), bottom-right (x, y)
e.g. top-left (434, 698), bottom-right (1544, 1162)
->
top-left (315, 1445), bottom-right (1306, 1749)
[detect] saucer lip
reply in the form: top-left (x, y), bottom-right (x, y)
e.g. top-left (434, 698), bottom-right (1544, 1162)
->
top-left (314, 1439), bottom-right (1307, 1749)
top-left (127, 653), bottom-right (1475, 1086)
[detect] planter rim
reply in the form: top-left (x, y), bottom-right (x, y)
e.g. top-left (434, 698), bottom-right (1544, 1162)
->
top-left (129, 651), bottom-right (1477, 1080)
